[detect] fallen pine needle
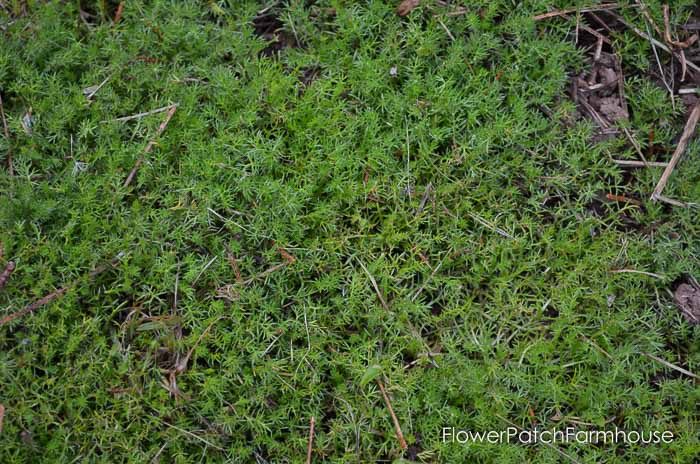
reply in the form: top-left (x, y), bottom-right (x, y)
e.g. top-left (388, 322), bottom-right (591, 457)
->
top-left (468, 212), bottom-right (514, 239)
top-left (437, 19), bottom-right (455, 41)
top-left (652, 194), bottom-right (689, 207)
top-left (621, 127), bottom-right (648, 165)
top-left (306, 416), bottom-right (315, 464)
top-left (108, 103), bottom-right (177, 123)
top-left (192, 256), bottom-right (218, 285)
top-left (159, 419), bottom-right (225, 451)
top-left (534, 3), bottom-right (621, 21)
top-left (0, 403), bottom-right (4, 434)
top-left (612, 159), bottom-right (668, 167)
top-left (376, 380), bottom-right (408, 450)
top-left (610, 269), bottom-right (664, 279)
top-left (605, 193), bottom-right (642, 206)
top-left (411, 258), bottom-right (444, 302)
top-left (356, 257), bottom-right (389, 310)
top-left (643, 352), bottom-right (698, 380)
top-left (651, 100), bottom-right (700, 201)
top-left (123, 104), bottom-right (178, 187)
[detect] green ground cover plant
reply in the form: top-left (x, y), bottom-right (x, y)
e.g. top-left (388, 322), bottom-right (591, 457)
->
top-left (0, 0), bottom-right (698, 462)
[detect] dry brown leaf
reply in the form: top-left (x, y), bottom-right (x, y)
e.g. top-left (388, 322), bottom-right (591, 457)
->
top-left (0, 261), bottom-right (15, 289)
top-left (674, 283), bottom-right (700, 324)
top-left (397, 0), bottom-right (420, 16)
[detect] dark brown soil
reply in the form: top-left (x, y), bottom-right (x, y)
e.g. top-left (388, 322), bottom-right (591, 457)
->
top-left (252, 7), bottom-right (299, 57)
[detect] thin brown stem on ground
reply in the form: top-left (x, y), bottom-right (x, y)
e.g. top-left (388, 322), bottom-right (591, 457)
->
top-left (0, 253), bottom-right (123, 326)
top-left (376, 380), bottom-right (408, 450)
top-left (651, 100), bottom-right (700, 201)
top-left (306, 416), bottom-right (316, 464)
top-left (108, 103), bottom-right (177, 123)
top-left (609, 12), bottom-right (700, 74)
top-left (123, 104), bottom-right (178, 187)
top-left (612, 159), bottom-right (669, 167)
top-left (113, 2), bottom-right (124, 24)
top-left (643, 352), bottom-right (698, 379)
top-left (534, 3), bottom-right (621, 21)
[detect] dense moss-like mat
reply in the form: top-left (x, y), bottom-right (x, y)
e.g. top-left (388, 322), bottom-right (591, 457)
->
top-left (0, 1), bottom-right (698, 462)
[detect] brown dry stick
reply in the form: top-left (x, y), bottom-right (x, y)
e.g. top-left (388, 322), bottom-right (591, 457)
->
top-left (651, 100), bottom-right (700, 200)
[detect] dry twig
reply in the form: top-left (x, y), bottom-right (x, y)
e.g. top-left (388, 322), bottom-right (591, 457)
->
top-left (609, 12), bottom-right (700, 74)
top-left (653, 194), bottom-right (689, 207)
top-left (83, 75), bottom-right (111, 101)
top-left (108, 103), bottom-right (177, 123)
top-left (621, 127), bottom-right (649, 165)
top-left (661, 5), bottom-right (698, 81)
top-left (306, 416), bottom-right (316, 464)
top-left (635, 2), bottom-right (677, 104)
top-left (635, 0), bottom-right (662, 35)
top-left (174, 317), bottom-right (222, 375)
top-left (437, 19), bottom-right (455, 41)
top-left (560, 13), bottom-right (613, 45)
top-left (533, 3), bottom-right (621, 21)
top-left (113, 2), bottom-right (124, 24)
top-left (662, 5), bottom-right (698, 49)
top-left (376, 380), bottom-right (408, 450)
top-left (651, 100), bottom-right (700, 201)
top-left (411, 258), bottom-right (444, 302)
top-left (612, 159), bottom-right (668, 167)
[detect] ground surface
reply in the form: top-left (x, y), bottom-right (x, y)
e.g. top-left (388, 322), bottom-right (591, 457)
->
top-left (0, 1), bottom-right (699, 462)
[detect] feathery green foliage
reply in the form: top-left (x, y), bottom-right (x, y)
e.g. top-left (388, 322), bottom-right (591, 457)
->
top-left (0, 1), bottom-right (699, 462)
